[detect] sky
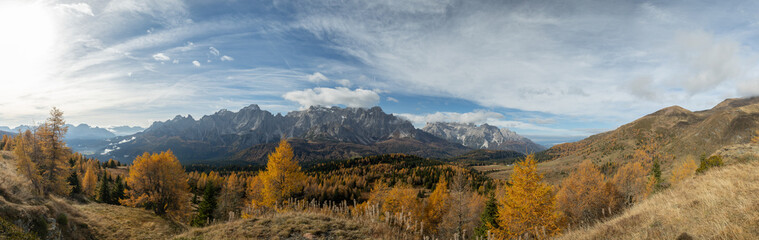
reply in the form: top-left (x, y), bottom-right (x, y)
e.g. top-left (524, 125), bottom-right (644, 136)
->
top-left (2, 0), bottom-right (759, 146)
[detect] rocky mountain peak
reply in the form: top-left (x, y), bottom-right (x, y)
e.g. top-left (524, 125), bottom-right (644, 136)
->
top-left (421, 122), bottom-right (544, 154)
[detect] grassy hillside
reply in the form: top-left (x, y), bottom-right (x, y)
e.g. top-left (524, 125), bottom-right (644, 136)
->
top-left (173, 211), bottom-right (394, 240)
top-left (560, 158), bottom-right (759, 239)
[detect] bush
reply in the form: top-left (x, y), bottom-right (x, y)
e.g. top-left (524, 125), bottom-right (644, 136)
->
top-left (696, 155), bottom-right (724, 174)
top-left (56, 213), bottom-right (68, 227)
top-left (0, 216), bottom-right (38, 240)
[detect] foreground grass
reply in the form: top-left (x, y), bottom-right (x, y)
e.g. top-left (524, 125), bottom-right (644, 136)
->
top-left (73, 203), bottom-right (186, 240)
top-left (173, 211), bottom-right (389, 240)
top-left (560, 160), bottom-right (759, 240)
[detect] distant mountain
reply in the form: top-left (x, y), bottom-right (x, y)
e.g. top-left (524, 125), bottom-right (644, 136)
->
top-left (421, 122), bottom-right (545, 154)
top-left (0, 124), bottom-right (122, 140)
top-left (107, 126), bottom-right (145, 136)
top-left (100, 105), bottom-right (469, 164)
top-left (67, 124), bottom-right (116, 140)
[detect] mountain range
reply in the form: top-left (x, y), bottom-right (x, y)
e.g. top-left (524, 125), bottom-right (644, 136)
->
top-left (0, 124), bottom-right (144, 139)
top-left (422, 122), bottom-right (545, 153)
top-left (96, 105), bottom-right (538, 164)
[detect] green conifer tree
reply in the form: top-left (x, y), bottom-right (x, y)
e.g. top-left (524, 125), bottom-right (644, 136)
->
top-left (191, 183), bottom-right (219, 227)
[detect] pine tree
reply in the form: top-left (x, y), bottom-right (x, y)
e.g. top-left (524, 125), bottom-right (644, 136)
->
top-left (475, 193), bottom-right (499, 239)
top-left (97, 171), bottom-right (111, 203)
top-left (67, 171), bottom-right (82, 196)
top-left (191, 182), bottom-right (219, 227)
top-left (493, 154), bottom-right (561, 239)
top-left (112, 175), bottom-right (125, 205)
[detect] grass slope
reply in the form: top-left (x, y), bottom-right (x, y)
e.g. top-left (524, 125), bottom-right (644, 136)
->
top-left (560, 160), bottom-right (759, 240)
top-left (173, 212), bottom-right (390, 240)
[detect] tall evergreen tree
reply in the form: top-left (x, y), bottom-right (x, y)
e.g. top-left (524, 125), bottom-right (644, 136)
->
top-left (97, 172), bottom-right (111, 204)
top-left (67, 171), bottom-right (82, 196)
top-left (112, 175), bottom-right (125, 205)
top-left (475, 193), bottom-right (499, 239)
top-left (191, 183), bottom-right (219, 227)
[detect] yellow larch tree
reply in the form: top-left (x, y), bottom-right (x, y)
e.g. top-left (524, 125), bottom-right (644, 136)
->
top-left (424, 176), bottom-right (450, 235)
top-left (556, 160), bottom-right (608, 224)
top-left (37, 108), bottom-right (72, 196)
top-left (670, 156), bottom-right (698, 185)
top-left (121, 150), bottom-right (190, 216)
top-left (612, 160), bottom-right (649, 207)
top-left (493, 154), bottom-right (561, 239)
top-left (216, 172), bottom-right (245, 220)
top-left (82, 164), bottom-right (98, 197)
top-left (13, 130), bottom-right (44, 195)
top-left (254, 139), bottom-right (305, 208)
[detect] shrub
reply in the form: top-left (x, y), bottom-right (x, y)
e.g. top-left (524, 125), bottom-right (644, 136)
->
top-left (696, 155), bottom-right (724, 174)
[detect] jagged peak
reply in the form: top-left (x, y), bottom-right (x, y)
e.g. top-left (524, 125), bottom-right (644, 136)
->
top-left (242, 104), bottom-right (261, 111)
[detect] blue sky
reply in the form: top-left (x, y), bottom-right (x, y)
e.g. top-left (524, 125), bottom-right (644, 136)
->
top-left (3, 0), bottom-right (759, 146)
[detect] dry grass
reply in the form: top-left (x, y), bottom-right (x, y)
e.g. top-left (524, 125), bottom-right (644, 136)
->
top-left (73, 203), bottom-right (186, 240)
top-left (173, 211), bottom-right (391, 240)
top-left (474, 156), bottom-right (578, 185)
top-left (558, 160), bottom-right (759, 240)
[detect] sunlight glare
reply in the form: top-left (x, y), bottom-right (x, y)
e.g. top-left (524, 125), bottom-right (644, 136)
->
top-left (0, 2), bottom-right (57, 96)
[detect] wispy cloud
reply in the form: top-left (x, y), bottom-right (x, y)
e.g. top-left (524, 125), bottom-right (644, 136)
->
top-left (152, 53), bottom-right (170, 61)
top-left (283, 87), bottom-right (380, 108)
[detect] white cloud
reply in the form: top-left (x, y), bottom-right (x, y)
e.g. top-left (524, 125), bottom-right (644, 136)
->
top-left (220, 55), bottom-right (234, 61)
top-left (289, 1), bottom-right (759, 121)
top-left (55, 3), bottom-right (94, 16)
top-left (672, 30), bottom-right (744, 94)
top-left (192, 60), bottom-right (201, 67)
top-left (209, 46), bottom-right (220, 56)
top-left (397, 110), bottom-right (503, 125)
top-left (386, 97), bottom-right (399, 103)
top-left (172, 59), bottom-right (179, 64)
top-left (333, 79), bottom-right (351, 87)
top-left (307, 72), bottom-right (329, 83)
top-left (283, 87), bottom-right (380, 108)
top-left (152, 53), bottom-right (170, 61)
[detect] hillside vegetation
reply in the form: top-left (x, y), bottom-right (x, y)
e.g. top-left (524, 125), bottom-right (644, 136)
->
top-left (560, 158), bottom-right (759, 239)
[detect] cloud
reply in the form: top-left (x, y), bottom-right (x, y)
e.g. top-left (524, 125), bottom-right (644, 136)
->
top-left (397, 110), bottom-right (503, 125)
top-left (627, 76), bottom-right (659, 101)
top-left (386, 97), bottom-right (399, 103)
top-left (209, 46), bottom-right (220, 56)
top-left (307, 72), bottom-right (329, 83)
top-left (672, 30), bottom-right (744, 94)
top-left (220, 55), bottom-right (234, 61)
top-left (192, 60), bottom-right (201, 67)
top-left (152, 53), bottom-right (170, 61)
top-left (283, 87), bottom-right (380, 108)
top-left (55, 3), bottom-right (94, 16)
top-left (335, 79), bottom-right (351, 87)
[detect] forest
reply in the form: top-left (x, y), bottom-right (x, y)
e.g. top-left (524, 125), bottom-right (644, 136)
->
top-left (0, 108), bottom-right (727, 240)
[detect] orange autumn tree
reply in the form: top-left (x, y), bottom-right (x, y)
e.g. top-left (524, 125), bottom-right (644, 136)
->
top-left (670, 156), bottom-right (698, 185)
top-left (493, 154), bottom-right (561, 239)
top-left (122, 150), bottom-right (189, 216)
top-left (252, 138), bottom-right (305, 208)
top-left (556, 160), bottom-right (608, 224)
top-left (424, 176), bottom-right (450, 234)
top-left (81, 164), bottom-right (98, 197)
